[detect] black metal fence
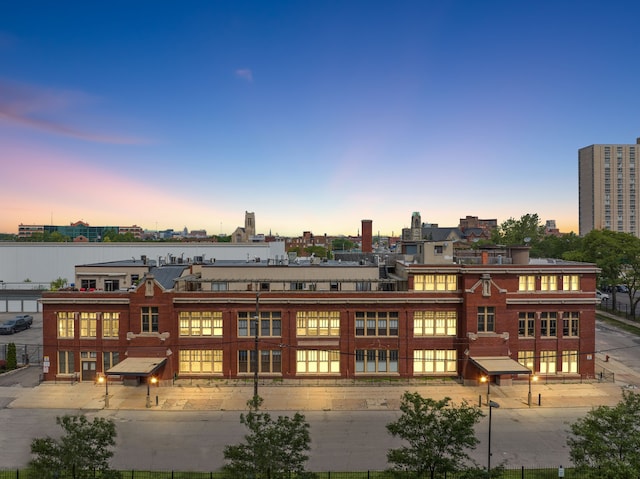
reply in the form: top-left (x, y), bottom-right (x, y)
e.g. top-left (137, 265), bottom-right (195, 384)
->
top-left (0, 468), bottom-right (606, 479)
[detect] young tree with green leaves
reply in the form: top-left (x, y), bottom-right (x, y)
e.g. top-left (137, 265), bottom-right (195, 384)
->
top-left (568, 390), bottom-right (640, 478)
top-left (30, 414), bottom-right (119, 479)
top-left (386, 392), bottom-right (484, 479)
top-left (6, 342), bottom-right (17, 370)
top-left (223, 396), bottom-right (314, 478)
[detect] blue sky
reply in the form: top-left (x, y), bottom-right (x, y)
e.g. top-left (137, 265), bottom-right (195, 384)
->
top-left (2, 1), bottom-right (640, 237)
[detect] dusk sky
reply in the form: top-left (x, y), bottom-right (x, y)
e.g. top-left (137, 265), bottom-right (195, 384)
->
top-left (2, 1), bottom-right (640, 237)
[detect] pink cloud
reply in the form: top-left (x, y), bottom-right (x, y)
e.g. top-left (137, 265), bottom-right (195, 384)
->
top-left (0, 78), bottom-right (148, 144)
top-left (235, 68), bottom-right (253, 82)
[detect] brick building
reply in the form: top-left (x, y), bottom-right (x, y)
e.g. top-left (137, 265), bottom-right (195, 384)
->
top-left (39, 248), bottom-right (598, 389)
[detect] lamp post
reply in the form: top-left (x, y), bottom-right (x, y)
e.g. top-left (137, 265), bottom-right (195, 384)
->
top-left (98, 374), bottom-right (109, 408)
top-left (488, 400), bottom-right (500, 477)
top-left (528, 373), bottom-right (538, 407)
top-left (146, 376), bottom-right (157, 408)
top-left (480, 375), bottom-right (490, 405)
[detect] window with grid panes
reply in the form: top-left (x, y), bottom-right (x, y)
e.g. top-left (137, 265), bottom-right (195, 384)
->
top-left (238, 350), bottom-right (281, 373)
top-left (141, 307), bottom-right (159, 333)
top-left (540, 275), bottom-right (557, 291)
top-left (518, 275), bottom-right (535, 291)
top-left (237, 312), bottom-right (281, 337)
top-left (58, 351), bottom-right (74, 374)
top-left (179, 311), bottom-right (222, 336)
top-left (562, 275), bottom-right (579, 291)
top-left (518, 350), bottom-right (535, 372)
top-left (179, 349), bottom-right (223, 374)
top-left (477, 307), bottom-right (495, 332)
top-left (296, 311), bottom-right (340, 336)
top-left (413, 349), bottom-right (457, 374)
top-left (518, 312), bottom-right (535, 337)
top-left (355, 349), bottom-right (398, 373)
top-left (562, 312), bottom-right (579, 337)
top-left (103, 351), bottom-right (119, 372)
top-left (413, 274), bottom-right (457, 291)
top-left (413, 311), bottom-right (456, 336)
top-left (540, 351), bottom-right (556, 374)
top-left (296, 350), bottom-right (340, 374)
top-left (540, 312), bottom-right (557, 337)
top-left (57, 312), bottom-right (75, 338)
top-left (355, 312), bottom-right (398, 336)
top-left (561, 350), bottom-right (578, 373)
top-left (102, 312), bottom-right (119, 338)
top-left (80, 312), bottom-right (97, 338)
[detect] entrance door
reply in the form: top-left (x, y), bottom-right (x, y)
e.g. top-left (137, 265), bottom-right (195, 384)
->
top-left (82, 360), bottom-right (97, 382)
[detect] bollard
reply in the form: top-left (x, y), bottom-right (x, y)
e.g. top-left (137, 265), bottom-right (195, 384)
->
top-left (479, 395), bottom-right (482, 407)
top-left (538, 393), bottom-right (542, 406)
top-left (156, 395), bottom-right (159, 406)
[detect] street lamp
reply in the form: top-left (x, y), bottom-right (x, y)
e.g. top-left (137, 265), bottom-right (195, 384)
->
top-left (146, 376), bottom-right (157, 408)
top-left (480, 375), bottom-right (490, 405)
top-left (488, 400), bottom-right (500, 477)
top-left (528, 373), bottom-right (538, 407)
top-left (97, 374), bottom-right (109, 408)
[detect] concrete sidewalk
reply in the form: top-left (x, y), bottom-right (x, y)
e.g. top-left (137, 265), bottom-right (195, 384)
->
top-left (0, 360), bottom-right (631, 412)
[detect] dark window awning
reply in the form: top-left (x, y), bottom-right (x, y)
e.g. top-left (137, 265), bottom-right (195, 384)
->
top-left (470, 356), bottom-right (532, 375)
top-left (106, 357), bottom-right (166, 376)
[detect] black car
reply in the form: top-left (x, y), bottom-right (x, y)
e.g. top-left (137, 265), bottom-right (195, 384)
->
top-left (0, 317), bottom-right (30, 335)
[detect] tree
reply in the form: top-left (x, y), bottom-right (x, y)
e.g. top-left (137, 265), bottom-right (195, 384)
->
top-left (223, 396), bottom-right (314, 478)
top-left (30, 414), bottom-right (119, 479)
top-left (331, 237), bottom-right (354, 251)
top-left (50, 277), bottom-right (68, 291)
top-left (567, 390), bottom-right (640, 478)
top-left (579, 229), bottom-right (640, 316)
top-left (386, 392), bottom-right (484, 479)
top-left (491, 213), bottom-right (544, 246)
top-left (6, 342), bottom-right (17, 370)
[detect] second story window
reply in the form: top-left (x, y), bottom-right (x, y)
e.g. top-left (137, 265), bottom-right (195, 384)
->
top-left (413, 274), bottom-right (457, 291)
top-left (141, 307), bottom-right (159, 333)
top-left (477, 307), bottom-right (495, 333)
top-left (540, 312), bottom-right (557, 337)
top-left (540, 276), bottom-right (557, 291)
top-left (518, 312), bottom-right (535, 337)
top-left (57, 312), bottom-right (75, 339)
top-left (238, 312), bottom-right (282, 337)
top-left (80, 312), bottom-right (97, 338)
top-left (355, 312), bottom-right (398, 336)
top-left (518, 275), bottom-right (535, 292)
top-left (562, 275), bottom-right (580, 291)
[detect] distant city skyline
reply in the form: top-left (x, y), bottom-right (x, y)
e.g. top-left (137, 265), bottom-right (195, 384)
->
top-left (3, 2), bottom-right (640, 236)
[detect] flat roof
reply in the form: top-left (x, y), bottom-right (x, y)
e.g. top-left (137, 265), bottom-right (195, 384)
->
top-left (106, 357), bottom-right (166, 376)
top-left (470, 356), bottom-right (532, 375)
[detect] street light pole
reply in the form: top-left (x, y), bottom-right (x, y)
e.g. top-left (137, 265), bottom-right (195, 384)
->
top-left (528, 373), bottom-right (537, 407)
top-left (488, 400), bottom-right (500, 477)
top-left (98, 374), bottom-right (109, 408)
top-left (146, 376), bottom-right (157, 408)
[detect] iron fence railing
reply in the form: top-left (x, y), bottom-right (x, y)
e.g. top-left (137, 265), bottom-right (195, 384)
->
top-left (0, 468), bottom-right (613, 479)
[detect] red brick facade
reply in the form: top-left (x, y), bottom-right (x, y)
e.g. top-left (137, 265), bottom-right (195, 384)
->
top-left (40, 262), bottom-right (598, 386)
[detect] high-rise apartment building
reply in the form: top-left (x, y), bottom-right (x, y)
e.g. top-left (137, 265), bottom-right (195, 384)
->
top-left (579, 138), bottom-right (640, 237)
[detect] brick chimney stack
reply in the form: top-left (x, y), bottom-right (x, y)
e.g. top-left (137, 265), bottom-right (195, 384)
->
top-left (361, 219), bottom-right (373, 253)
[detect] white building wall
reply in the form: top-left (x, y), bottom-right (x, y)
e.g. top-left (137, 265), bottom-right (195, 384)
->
top-left (0, 242), bottom-right (286, 286)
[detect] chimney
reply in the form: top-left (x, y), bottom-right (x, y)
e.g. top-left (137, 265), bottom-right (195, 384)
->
top-left (361, 219), bottom-right (373, 253)
top-left (481, 250), bottom-right (489, 265)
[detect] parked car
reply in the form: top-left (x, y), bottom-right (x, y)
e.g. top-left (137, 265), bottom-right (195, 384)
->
top-left (13, 314), bottom-right (33, 327)
top-left (596, 290), bottom-right (610, 302)
top-left (0, 317), bottom-right (30, 335)
top-left (616, 285), bottom-right (629, 293)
